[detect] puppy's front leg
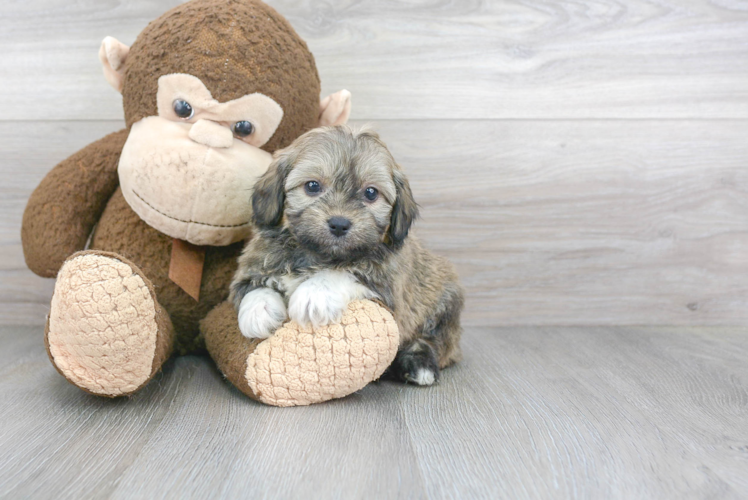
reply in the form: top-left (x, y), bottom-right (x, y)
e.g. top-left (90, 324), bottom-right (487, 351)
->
top-left (237, 288), bottom-right (287, 339)
top-left (288, 270), bottom-right (376, 328)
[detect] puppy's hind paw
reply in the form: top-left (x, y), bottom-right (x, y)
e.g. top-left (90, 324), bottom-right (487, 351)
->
top-left (237, 288), bottom-right (287, 339)
top-left (388, 340), bottom-right (440, 386)
top-left (408, 368), bottom-right (437, 386)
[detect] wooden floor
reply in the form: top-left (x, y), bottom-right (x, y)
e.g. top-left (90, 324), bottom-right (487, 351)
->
top-left (1, 0), bottom-right (747, 498)
top-left (2, 324), bottom-right (747, 499)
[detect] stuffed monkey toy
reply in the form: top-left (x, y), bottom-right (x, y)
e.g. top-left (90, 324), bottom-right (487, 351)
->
top-left (22, 0), bottom-right (399, 406)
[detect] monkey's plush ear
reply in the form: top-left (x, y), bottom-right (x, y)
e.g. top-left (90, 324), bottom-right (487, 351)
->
top-left (387, 170), bottom-right (420, 247)
top-left (319, 90), bottom-right (352, 126)
top-left (252, 153), bottom-right (293, 229)
top-left (98, 36), bottom-right (130, 93)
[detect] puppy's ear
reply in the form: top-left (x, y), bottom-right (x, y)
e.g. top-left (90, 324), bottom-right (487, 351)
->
top-left (387, 169), bottom-right (419, 246)
top-left (252, 152), bottom-right (293, 228)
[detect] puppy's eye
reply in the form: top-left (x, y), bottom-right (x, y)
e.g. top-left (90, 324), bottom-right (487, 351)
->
top-left (304, 181), bottom-right (321, 195)
top-left (173, 99), bottom-right (194, 119)
top-left (364, 187), bottom-right (379, 202)
top-left (233, 121), bottom-right (254, 137)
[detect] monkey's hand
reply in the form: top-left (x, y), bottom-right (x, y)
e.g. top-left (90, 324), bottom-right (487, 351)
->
top-left (237, 288), bottom-right (287, 339)
top-left (288, 270), bottom-right (377, 328)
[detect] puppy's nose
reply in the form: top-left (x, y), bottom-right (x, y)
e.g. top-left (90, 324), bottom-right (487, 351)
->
top-left (328, 217), bottom-right (351, 237)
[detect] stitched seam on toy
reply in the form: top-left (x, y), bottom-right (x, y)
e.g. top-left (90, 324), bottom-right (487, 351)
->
top-left (132, 190), bottom-right (251, 228)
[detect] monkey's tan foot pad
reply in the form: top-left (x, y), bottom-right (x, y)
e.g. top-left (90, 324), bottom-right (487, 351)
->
top-left (203, 300), bottom-right (400, 407)
top-left (46, 251), bottom-right (173, 397)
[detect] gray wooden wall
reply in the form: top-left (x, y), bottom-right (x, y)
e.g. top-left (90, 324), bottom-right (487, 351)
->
top-left (2, 0), bottom-right (747, 327)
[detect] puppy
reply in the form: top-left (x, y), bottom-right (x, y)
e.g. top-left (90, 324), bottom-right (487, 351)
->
top-left (230, 126), bottom-right (464, 385)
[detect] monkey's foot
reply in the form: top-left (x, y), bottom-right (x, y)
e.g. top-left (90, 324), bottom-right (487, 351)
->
top-left (202, 300), bottom-right (400, 407)
top-left (46, 251), bottom-right (174, 397)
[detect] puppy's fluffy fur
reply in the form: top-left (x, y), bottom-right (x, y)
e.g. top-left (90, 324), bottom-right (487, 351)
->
top-left (230, 126), bottom-right (464, 385)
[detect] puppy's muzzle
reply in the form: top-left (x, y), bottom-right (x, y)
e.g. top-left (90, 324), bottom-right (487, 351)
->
top-left (328, 217), bottom-right (351, 237)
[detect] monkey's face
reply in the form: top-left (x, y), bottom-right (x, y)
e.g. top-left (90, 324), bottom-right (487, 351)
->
top-left (101, 0), bottom-right (353, 245)
top-left (252, 127), bottom-right (419, 262)
top-left (118, 74), bottom-right (284, 246)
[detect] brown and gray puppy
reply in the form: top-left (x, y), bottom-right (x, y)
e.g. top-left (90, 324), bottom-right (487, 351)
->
top-left (230, 126), bottom-right (464, 385)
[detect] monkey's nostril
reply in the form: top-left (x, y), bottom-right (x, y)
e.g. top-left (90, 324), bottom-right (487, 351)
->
top-left (328, 217), bottom-right (351, 237)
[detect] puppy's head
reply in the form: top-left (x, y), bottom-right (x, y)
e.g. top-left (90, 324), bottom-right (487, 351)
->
top-left (252, 126), bottom-right (419, 260)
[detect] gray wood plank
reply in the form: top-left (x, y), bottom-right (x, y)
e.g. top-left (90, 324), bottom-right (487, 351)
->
top-left (1, 324), bottom-right (746, 498)
top-left (1, 0), bottom-right (747, 120)
top-left (108, 378), bottom-right (424, 500)
top-left (3, 119), bottom-right (747, 326)
top-left (396, 325), bottom-right (748, 499)
top-left (0, 324), bottom-right (423, 500)
top-left (379, 119), bottom-right (748, 326)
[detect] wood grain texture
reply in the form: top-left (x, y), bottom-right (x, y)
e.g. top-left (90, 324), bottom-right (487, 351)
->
top-left (400, 325), bottom-right (748, 498)
top-left (4, 119), bottom-right (747, 326)
top-left (1, 324), bottom-right (746, 498)
top-left (1, 0), bottom-right (748, 120)
top-left (380, 119), bottom-right (748, 326)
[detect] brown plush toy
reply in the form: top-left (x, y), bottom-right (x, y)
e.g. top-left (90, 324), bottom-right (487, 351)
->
top-left (22, 0), bottom-right (399, 406)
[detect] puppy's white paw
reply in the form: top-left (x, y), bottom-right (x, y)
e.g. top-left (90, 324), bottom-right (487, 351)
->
top-left (287, 270), bottom-right (375, 328)
top-left (409, 368), bottom-right (437, 386)
top-left (394, 340), bottom-right (440, 386)
top-left (237, 288), bottom-right (287, 339)
top-left (288, 278), bottom-right (347, 328)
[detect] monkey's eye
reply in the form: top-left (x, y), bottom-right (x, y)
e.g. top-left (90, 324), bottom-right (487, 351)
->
top-left (304, 181), bottom-right (321, 195)
top-left (364, 187), bottom-right (379, 202)
top-left (173, 100), bottom-right (193, 119)
top-left (233, 121), bottom-right (254, 137)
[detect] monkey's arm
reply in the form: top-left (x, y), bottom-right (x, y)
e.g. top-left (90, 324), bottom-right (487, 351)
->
top-left (22, 129), bottom-right (129, 277)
